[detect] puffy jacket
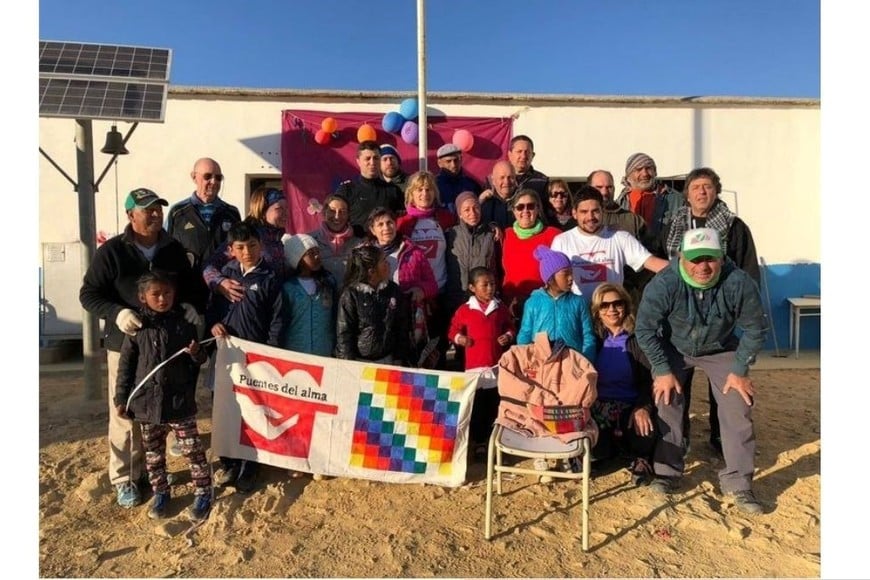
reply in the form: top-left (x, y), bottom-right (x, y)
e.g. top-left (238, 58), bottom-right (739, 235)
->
top-left (376, 239), bottom-right (438, 301)
top-left (165, 195), bottom-right (241, 270)
top-left (635, 258), bottom-right (768, 377)
top-left (495, 331), bottom-right (599, 445)
top-left (279, 273), bottom-right (337, 357)
top-left (518, 288), bottom-right (597, 363)
top-left (114, 307), bottom-right (206, 424)
top-left (335, 280), bottom-right (411, 363)
top-left (79, 226), bottom-right (205, 352)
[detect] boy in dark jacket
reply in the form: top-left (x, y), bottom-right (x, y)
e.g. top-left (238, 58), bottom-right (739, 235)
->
top-left (206, 221), bottom-right (284, 493)
top-left (115, 271), bottom-right (212, 521)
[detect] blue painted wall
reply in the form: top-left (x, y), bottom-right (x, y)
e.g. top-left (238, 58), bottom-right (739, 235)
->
top-left (760, 262), bottom-right (820, 352)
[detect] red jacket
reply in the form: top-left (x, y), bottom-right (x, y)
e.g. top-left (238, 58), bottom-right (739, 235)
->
top-left (448, 297), bottom-right (515, 370)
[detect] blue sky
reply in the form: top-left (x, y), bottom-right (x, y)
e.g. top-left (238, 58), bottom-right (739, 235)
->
top-left (37, 0), bottom-right (820, 98)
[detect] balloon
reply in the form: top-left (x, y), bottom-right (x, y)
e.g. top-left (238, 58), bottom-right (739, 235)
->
top-left (356, 123), bottom-right (377, 143)
top-left (321, 117), bottom-right (338, 134)
top-left (452, 129), bottom-right (474, 153)
top-left (314, 129), bottom-right (331, 145)
top-left (382, 111), bottom-right (405, 134)
top-left (399, 98), bottom-right (419, 120)
top-left (400, 120), bottom-right (419, 145)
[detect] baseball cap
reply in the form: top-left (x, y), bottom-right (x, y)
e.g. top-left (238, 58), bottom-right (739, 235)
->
top-left (437, 143), bottom-right (461, 159)
top-left (680, 228), bottom-right (724, 261)
top-left (124, 188), bottom-right (168, 211)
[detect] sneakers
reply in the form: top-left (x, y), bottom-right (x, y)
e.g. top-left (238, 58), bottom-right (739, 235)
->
top-left (533, 458), bottom-right (553, 483)
top-left (147, 491), bottom-right (170, 520)
top-left (214, 464), bottom-right (240, 488)
top-left (235, 462), bottom-right (259, 494)
top-left (189, 494), bottom-right (212, 521)
top-left (731, 489), bottom-right (764, 514)
top-left (115, 481), bottom-right (141, 508)
top-left (650, 476), bottom-right (677, 495)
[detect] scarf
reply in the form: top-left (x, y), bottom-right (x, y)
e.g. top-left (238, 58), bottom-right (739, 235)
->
top-left (405, 205), bottom-right (436, 219)
top-left (665, 199), bottom-right (734, 258)
top-left (511, 219), bottom-right (545, 240)
top-left (679, 260), bottom-right (721, 290)
top-left (319, 221), bottom-right (354, 253)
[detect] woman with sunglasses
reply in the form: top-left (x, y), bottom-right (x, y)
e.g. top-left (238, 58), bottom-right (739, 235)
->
top-left (203, 186), bottom-right (290, 302)
top-left (501, 189), bottom-right (561, 322)
top-left (544, 179), bottom-right (577, 232)
top-left (588, 283), bottom-right (656, 485)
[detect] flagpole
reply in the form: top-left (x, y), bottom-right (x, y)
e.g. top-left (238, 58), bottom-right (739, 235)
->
top-left (417, 0), bottom-right (428, 171)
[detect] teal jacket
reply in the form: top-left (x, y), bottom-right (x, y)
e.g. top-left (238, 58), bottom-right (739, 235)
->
top-left (278, 273), bottom-right (337, 357)
top-left (635, 258), bottom-right (768, 377)
top-left (517, 288), bottom-right (596, 363)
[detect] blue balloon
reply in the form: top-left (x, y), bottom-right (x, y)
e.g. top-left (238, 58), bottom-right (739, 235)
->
top-left (382, 111), bottom-right (405, 134)
top-left (399, 98), bottom-right (419, 120)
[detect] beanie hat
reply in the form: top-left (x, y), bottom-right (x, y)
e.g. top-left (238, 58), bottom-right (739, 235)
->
top-left (264, 188), bottom-right (285, 210)
top-left (454, 191), bottom-right (478, 214)
top-left (283, 233), bottom-right (319, 269)
top-left (624, 152), bottom-right (656, 176)
top-left (533, 245), bottom-right (571, 284)
top-left (379, 144), bottom-right (401, 163)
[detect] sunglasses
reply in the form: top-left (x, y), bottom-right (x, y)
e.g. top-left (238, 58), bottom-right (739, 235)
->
top-left (198, 172), bottom-right (224, 182)
top-left (600, 299), bottom-right (626, 310)
top-left (513, 202), bottom-right (537, 212)
top-left (550, 191), bottom-right (569, 198)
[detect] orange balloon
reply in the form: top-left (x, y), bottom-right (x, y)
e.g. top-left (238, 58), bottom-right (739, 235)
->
top-left (321, 117), bottom-right (338, 133)
top-left (314, 129), bottom-right (331, 145)
top-left (357, 123), bottom-right (377, 143)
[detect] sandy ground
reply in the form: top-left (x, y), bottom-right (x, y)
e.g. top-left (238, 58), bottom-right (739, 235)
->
top-left (38, 366), bottom-right (820, 578)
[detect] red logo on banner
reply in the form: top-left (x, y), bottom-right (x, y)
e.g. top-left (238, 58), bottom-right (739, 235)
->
top-left (235, 353), bottom-right (336, 458)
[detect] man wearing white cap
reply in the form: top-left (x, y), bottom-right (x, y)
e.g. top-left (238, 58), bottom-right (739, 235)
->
top-left (635, 227), bottom-right (768, 514)
top-left (435, 143), bottom-right (482, 214)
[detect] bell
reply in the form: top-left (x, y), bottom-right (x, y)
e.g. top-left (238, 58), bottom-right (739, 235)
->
top-left (101, 125), bottom-right (129, 155)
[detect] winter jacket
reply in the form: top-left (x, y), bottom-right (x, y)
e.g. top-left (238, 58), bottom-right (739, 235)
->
top-left (615, 184), bottom-right (684, 251)
top-left (444, 222), bottom-right (501, 312)
top-left (635, 258), bottom-right (768, 377)
top-left (307, 225), bottom-right (363, 288)
top-left (202, 221), bottom-right (288, 290)
top-left (602, 200), bottom-right (647, 241)
top-left (335, 280), bottom-right (411, 363)
top-left (378, 239), bottom-right (439, 301)
top-left (165, 195), bottom-right (241, 271)
top-left (480, 194), bottom-right (514, 231)
top-left (436, 170), bottom-right (483, 214)
top-left (517, 288), bottom-right (597, 363)
top-left (335, 176), bottom-right (405, 233)
top-left (279, 273), bottom-right (337, 357)
top-left (79, 225), bottom-right (205, 352)
top-left (205, 259), bottom-right (284, 346)
top-left (495, 331), bottom-right (599, 444)
top-left (114, 307), bottom-right (206, 425)
top-left (448, 296), bottom-right (515, 370)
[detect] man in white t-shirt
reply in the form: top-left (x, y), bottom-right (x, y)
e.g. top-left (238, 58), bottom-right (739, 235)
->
top-left (551, 185), bottom-right (668, 299)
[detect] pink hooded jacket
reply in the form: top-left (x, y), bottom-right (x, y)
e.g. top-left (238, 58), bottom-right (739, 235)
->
top-left (496, 332), bottom-right (599, 445)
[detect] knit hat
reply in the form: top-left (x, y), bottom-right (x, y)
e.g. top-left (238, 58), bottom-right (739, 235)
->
top-left (437, 143), bottom-right (461, 159)
top-left (283, 233), bottom-right (319, 269)
top-left (264, 188), bottom-right (285, 209)
top-left (680, 228), bottom-right (724, 261)
top-left (454, 191), bottom-right (478, 214)
top-left (624, 152), bottom-right (656, 176)
top-left (379, 144), bottom-right (401, 163)
top-left (533, 245), bottom-right (572, 283)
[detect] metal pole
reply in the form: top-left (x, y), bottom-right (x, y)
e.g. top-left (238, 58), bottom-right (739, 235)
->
top-left (416, 0), bottom-right (428, 171)
top-left (76, 119), bottom-right (102, 400)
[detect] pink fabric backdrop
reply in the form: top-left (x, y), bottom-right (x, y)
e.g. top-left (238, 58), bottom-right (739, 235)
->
top-left (281, 110), bottom-right (513, 234)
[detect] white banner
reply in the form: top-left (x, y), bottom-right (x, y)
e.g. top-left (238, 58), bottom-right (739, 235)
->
top-left (212, 337), bottom-right (479, 487)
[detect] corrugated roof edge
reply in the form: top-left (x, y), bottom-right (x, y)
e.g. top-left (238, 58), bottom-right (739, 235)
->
top-left (168, 86), bottom-right (818, 107)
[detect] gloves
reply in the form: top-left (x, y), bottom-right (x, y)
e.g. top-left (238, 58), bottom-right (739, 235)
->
top-left (181, 302), bottom-right (203, 328)
top-left (115, 308), bottom-right (143, 336)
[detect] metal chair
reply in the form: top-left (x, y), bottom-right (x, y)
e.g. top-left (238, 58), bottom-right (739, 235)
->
top-left (483, 423), bottom-right (592, 551)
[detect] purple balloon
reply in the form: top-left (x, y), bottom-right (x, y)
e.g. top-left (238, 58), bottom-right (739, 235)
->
top-left (400, 120), bottom-right (419, 145)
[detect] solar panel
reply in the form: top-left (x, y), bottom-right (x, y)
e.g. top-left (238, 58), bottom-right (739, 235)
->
top-left (39, 40), bottom-right (171, 122)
